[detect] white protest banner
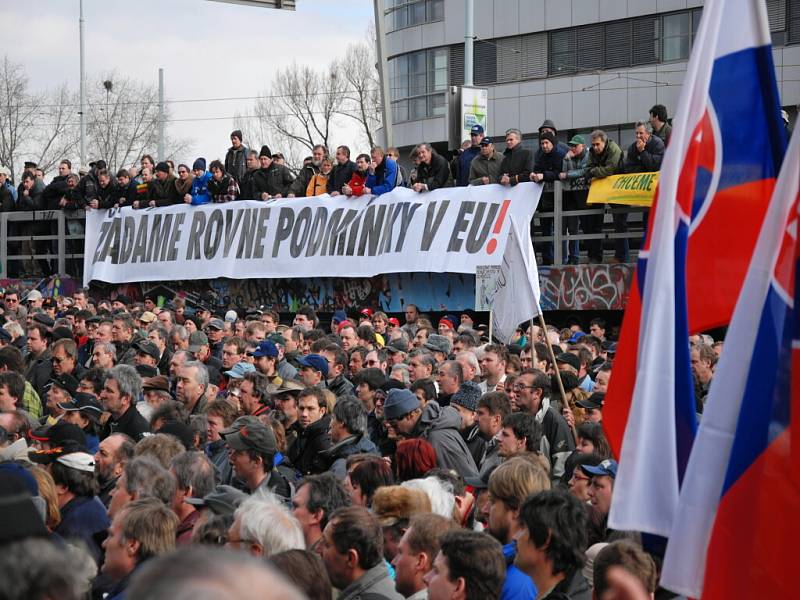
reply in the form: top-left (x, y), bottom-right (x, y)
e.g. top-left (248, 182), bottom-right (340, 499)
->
top-left (83, 183), bottom-right (541, 287)
top-left (487, 216), bottom-right (542, 343)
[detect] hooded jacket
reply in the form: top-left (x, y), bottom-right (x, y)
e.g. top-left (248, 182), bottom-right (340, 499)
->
top-left (189, 171), bottom-right (213, 205)
top-left (410, 401), bottom-right (479, 479)
top-left (288, 413), bottom-right (332, 476)
top-left (320, 433), bottom-right (379, 479)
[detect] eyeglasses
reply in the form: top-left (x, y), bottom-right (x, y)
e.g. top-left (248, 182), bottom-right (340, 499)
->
top-left (225, 536), bottom-right (257, 546)
top-left (512, 384), bottom-right (536, 392)
top-left (5, 299), bottom-right (17, 304)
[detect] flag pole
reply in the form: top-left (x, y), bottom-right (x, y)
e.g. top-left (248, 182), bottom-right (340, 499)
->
top-left (535, 307), bottom-right (568, 411)
top-left (489, 309), bottom-right (493, 342)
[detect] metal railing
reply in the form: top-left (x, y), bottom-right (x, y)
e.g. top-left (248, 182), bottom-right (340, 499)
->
top-left (0, 184), bottom-right (646, 279)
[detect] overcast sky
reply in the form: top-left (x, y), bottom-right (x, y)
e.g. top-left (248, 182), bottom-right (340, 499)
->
top-left (4, 0), bottom-right (374, 167)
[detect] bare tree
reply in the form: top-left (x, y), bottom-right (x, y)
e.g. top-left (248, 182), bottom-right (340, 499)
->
top-left (86, 73), bottom-right (162, 172)
top-left (0, 56), bottom-right (40, 178)
top-left (33, 83), bottom-right (80, 175)
top-left (335, 41), bottom-right (382, 149)
top-left (242, 62), bottom-right (346, 171)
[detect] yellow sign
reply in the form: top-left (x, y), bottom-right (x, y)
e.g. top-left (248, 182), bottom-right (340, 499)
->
top-left (587, 171), bottom-right (659, 207)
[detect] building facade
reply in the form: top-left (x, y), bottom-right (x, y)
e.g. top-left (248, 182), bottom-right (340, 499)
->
top-left (383, 0), bottom-right (800, 154)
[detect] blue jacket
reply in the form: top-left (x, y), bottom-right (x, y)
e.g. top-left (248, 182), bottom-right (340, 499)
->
top-left (365, 157), bottom-right (398, 196)
top-left (501, 541), bottom-right (537, 600)
top-left (189, 171), bottom-right (213, 205)
top-left (457, 145), bottom-right (481, 186)
top-left (55, 495), bottom-right (110, 562)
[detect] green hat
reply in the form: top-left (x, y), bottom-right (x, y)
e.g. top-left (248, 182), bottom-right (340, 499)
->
top-left (568, 134), bottom-right (586, 146)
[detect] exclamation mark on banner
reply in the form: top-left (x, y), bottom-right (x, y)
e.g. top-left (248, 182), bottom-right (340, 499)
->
top-left (486, 199), bottom-right (511, 255)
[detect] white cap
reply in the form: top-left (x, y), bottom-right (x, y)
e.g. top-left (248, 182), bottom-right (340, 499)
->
top-left (56, 452), bottom-right (95, 473)
top-left (0, 166), bottom-right (11, 177)
top-left (225, 310), bottom-right (238, 323)
top-left (26, 290), bottom-right (43, 302)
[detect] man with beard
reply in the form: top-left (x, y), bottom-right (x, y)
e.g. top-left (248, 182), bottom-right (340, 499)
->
top-left (94, 433), bottom-right (135, 506)
top-left (288, 144), bottom-right (327, 197)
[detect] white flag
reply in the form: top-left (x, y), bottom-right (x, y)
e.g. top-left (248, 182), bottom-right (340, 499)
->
top-left (489, 216), bottom-right (541, 343)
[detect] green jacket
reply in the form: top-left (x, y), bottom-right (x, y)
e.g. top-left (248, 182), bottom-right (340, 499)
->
top-left (586, 140), bottom-right (623, 180)
top-left (468, 151), bottom-right (504, 185)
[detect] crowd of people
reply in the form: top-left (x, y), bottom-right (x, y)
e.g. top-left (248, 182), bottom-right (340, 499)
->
top-left (0, 104), bottom-right (678, 279)
top-left (0, 284), bottom-right (723, 599)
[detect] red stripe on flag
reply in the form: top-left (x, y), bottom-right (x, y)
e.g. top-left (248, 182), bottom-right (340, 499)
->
top-left (702, 431), bottom-right (798, 599)
top-left (687, 179), bottom-right (777, 332)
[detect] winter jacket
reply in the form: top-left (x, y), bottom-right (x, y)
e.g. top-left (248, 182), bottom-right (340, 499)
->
top-left (78, 170), bottom-right (100, 205)
top-left (561, 148), bottom-right (590, 191)
top-left (24, 350), bottom-right (53, 403)
top-left (239, 168), bottom-right (259, 199)
top-left (42, 175), bottom-right (69, 210)
top-left (338, 564), bottom-right (403, 600)
top-left (501, 541), bottom-right (537, 600)
top-left (306, 172), bottom-right (330, 197)
top-left (148, 174), bottom-right (180, 206)
top-left (16, 180), bottom-right (45, 211)
top-left (3, 180), bottom-right (17, 203)
top-left (415, 152), bottom-right (453, 191)
top-left (469, 150), bottom-right (504, 185)
top-left (536, 399), bottom-right (576, 480)
top-left (94, 181), bottom-right (121, 209)
top-left (585, 140), bottom-right (623, 180)
top-left (104, 403), bottom-right (150, 442)
top-left (189, 171), bottom-right (213, 205)
top-left (652, 121), bottom-right (672, 147)
top-left (112, 180), bottom-right (136, 207)
top-left (327, 374), bottom-right (355, 398)
top-left (533, 145), bottom-right (568, 182)
top-left (224, 144), bottom-right (248, 182)
top-left (462, 422), bottom-right (487, 471)
top-left (207, 438), bottom-right (233, 485)
top-left (454, 145), bottom-right (481, 186)
top-left (328, 160), bottom-right (356, 194)
top-left (290, 163), bottom-right (320, 197)
top-left (253, 163), bottom-right (295, 198)
top-left (288, 414), bottom-right (332, 476)
top-left (346, 170), bottom-right (369, 197)
top-left (365, 157), bottom-right (398, 195)
top-left (321, 433), bottom-right (379, 479)
top-left (499, 145), bottom-right (534, 184)
top-left (410, 401), bottom-right (479, 479)
top-left (208, 172), bottom-right (240, 203)
top-left (540, 568), bottom-right (591, 600)
top-left (0, 185), bottom-right (13, 212)
top-left (55, 495), bottom-right (110, 562)
top-left (624, 135), bottom-right (665, 173)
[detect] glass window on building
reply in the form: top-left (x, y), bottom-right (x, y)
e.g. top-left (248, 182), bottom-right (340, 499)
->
top-left (550, 29), bottom-right (577, 75)
top-left (385, 0), bottom-right (444, 33)
top-left (389, 47), bottom-right (449, 122)
top-left (663, 12), bottom-right (691, 61)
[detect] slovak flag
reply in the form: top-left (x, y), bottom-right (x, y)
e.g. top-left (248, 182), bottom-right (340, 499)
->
top-left (660, 111), bottom-right (800, 600)
top-left (603, 0), bottom-right (786, 538)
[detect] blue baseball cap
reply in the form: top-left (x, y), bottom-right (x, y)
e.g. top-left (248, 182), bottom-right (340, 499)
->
top-left (470, 124), bottom-right (484, 135)
top-left (224, 361), bottom-right (256, 379)
top-left (383, 388), bottom-right (421, 421)
top-left (297, 354), bottom-right (329, 378)
top-left (252, 340), bottom-right (278, 358)
top-left (568, 331), bottom-right (587, 343)
top-left (581, 458), bottom-right (618, 479)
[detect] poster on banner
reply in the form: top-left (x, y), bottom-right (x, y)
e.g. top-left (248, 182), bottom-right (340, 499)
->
top-left (587, 171), bottom-right (659, 206)
top-left (82, 183), bottom-right (541, 287)
top-left (475, 265), bottom-right (502, 311)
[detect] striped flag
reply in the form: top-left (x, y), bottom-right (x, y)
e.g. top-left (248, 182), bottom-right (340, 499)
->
top-left (660, 115), bottom-right (800, 600)
top-left (604, 0), bottom-right (786, 537)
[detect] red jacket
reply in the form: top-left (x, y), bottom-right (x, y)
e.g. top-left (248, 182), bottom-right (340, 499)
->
top-left (346, 171), bottom-right (368, 197)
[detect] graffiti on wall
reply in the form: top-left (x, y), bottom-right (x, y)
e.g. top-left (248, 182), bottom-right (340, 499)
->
top-left (4, 265), bottom-right (634, 313)
top-left (538, 264), bottom-right (633, 311)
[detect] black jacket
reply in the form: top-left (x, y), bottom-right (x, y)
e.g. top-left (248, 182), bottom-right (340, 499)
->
top-left (290, 164), bottom-right (319, 197)
top-left (239, 168), bottom-right (259, 199)
top-left (288, 414), bottom-right (332, 476)
top-left (327, 375), bottom-right (355, 399)
top-left (415, 152), bottom-right (452, 191)
top-left (253, 163), bottom-right (295, 198)
top-left (0, 185), bottom-right (13, 212)
top-left (500, 145), bottom-right (533, 184)
top-left (624, 135), bottom-right (665, 173)
top-left (105, 404), bottom-right (150, 442)
top-left (148, 175), bottom-right (180, 206)
top-left (328, 160), bottom-right (357, 194)
top-left (224, 145), bottom-right (248, 182)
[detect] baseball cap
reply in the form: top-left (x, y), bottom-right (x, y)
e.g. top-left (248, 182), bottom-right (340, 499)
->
top-left (581, 458), bottom-right (618, 479)
top-left (56, 451), bottom-right (96, 473)
top-left (133, 339), bottom-right (161, 360)
top-left (568, 331), bottom-right (587, 344)
top-left (139, 311), bottom-right (157, 324)
top-left (207, 318), bottom-right (225, 331)
top-left (29, 421), bottom-right (86, 446)
top-left (576, 392), bottom-right (605, 410)
top-left (297, 354), bottom-right (329, 378)
top-left (185, 484), bottom-right (248, 516)
top-left (225, 310), bottom-right (238, 323)
top-left (332, 310), bottom-right (348, 324)
top-left (479, 137), bottom-right (493, 146)
top-left (25, 290), bottom-right (43, 302)
top-left (555, 352), bottom-right (581, 372)
top-left (385, 338), bottom-right (409, 354)
top-left (470, 124), bottom-right (484, 135)
top-left (28, 439), bottom-right (88, 465)
top-left (268, 333), bottom-right (287, 347)
top-left (387, 317), bottom-right (400, 327)
top-left (568, 134), bottom-right (586, 146)
top-left (225, 361), bottom-right (256, 379)
top-left (251, 339), bottom-right (278, 358)
top-left (48, 373), bottom-right (79, 397)
top-left (359, 308), bottom-right (374, 319)
top-left (383, 388), bottom-right (421, 421)
top-left (57, 393), bottom-right (103, 419)
top-left (222, 421), bottom-right (277, 455)
top-left (187, 331), bottom-right (209, 353)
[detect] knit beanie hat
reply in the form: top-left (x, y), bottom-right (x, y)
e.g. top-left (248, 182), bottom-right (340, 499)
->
top-left (259, 145), bottom-right (272, 159)
top-left (451, 381), bottom-right (482, 412)
top-left (540, 131), bottom-right (556, 145)
top-left (192, 158), bottom-right (206, 171)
